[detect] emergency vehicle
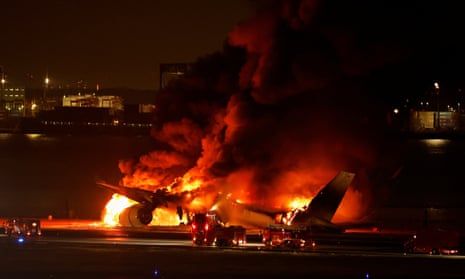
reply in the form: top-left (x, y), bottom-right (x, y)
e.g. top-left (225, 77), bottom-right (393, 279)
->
top-left (404, 228), bottom-right (459, 255)
top-left (3, 218), bottom-right (42, 237)
top-left (191, 212), bottom-right (246, 247)
top-left (262, 224), bottom-right (315, 249)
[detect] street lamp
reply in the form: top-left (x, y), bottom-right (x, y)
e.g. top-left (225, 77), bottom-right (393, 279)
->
top-left (1, 74), bottom-right (5, 111)
top-left (434, 81), bottom-right (440, 128)
top-left (43, 76), bottom-right (50, 103)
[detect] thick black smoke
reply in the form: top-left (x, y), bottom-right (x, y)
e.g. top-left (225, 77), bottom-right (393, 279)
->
top-left (118, 0), bottom-right (456, 220)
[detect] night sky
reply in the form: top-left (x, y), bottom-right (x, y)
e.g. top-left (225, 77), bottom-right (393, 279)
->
top-left (1, 1), bottom-right (464, 96)
top-left (0, 0), bottom-right (257, 90)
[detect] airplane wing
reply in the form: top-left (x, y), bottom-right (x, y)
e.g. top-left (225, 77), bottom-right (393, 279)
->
top-left (97, 182), bottom-right (151, 204)
top-left (96, 182), bottom-right (183, 209)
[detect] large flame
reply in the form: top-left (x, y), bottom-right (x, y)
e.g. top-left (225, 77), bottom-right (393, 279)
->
top-left (287, 196), bottom-right (311, 210)
top-left (102, 194), bottom-right (137, 226)
top-left (101, 170), bottom-right (366, 226)
top-left (102, 188), bottom-right (333, 227)
top-left (102, 196), bottom-right (189, 226)
top-left (101, 175), bottom-right (216, 226)
top-left (152, 208), bottom-right (186, 225)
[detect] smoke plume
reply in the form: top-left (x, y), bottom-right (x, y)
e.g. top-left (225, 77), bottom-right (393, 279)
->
top-left (118, 0), bottom-right (407, 221)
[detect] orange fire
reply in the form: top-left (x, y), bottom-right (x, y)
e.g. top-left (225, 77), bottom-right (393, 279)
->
top-left (102, 194), bottom-right (137, 226)
top-left (151, 208), bottom-right (187, 225)
top-left (101, 172), bottom-right (366, 227)
top-left (287, 196), bottom-right (311, 210)
top-left (101, 175), bottom-right (215, 226)
top-left (102, 194), bottom-right (187, 226)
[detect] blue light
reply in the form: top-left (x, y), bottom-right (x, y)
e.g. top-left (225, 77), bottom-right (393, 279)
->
top-left (365, 272), bottom-right (370, 279)
top-left (153, 268), bottom-right (159, 277)
top-left (17, 237), bottom-right (25, 243)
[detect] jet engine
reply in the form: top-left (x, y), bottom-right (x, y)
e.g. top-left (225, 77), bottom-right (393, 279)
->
top-left (119, 205), bottom-right (153, 227)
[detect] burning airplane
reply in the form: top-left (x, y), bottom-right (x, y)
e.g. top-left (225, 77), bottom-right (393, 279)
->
top-left (99, 170), bottom-right (355, 230)
top-left (99, 0), bottom-right (401, 228)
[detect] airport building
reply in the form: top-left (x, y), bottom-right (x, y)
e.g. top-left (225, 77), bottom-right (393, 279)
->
top-left (0, 86), bottom-right (156, 134)
top-left (62, 94), bottom-right (124, 111)
top-left (409, 110), bottom-right (463, 132)
top-left (0, 86), bottom-right (26, 116)
top-left (159, 63), bottom-right (193, 89)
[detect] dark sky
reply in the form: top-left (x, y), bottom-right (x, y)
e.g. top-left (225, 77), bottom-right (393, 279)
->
top-left (2, 1), bottom-right (465, 95)
top-left (0, 0), bottom-right (257, 90)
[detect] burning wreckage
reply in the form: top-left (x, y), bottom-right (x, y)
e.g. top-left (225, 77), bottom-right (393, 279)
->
top-left (97, 171), bottom-right (356, 233)
top-left (96, 0), bottom-right (392, 235)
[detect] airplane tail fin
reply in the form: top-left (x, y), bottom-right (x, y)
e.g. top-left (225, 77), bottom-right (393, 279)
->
top-left (291, 171), bottom-right (356, 226)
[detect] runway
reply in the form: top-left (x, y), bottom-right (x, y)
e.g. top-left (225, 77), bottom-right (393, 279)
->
top-left (1, 219), bottom-right (465, 278)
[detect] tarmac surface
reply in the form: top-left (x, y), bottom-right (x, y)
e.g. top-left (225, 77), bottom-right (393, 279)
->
top-left (0, 219), bottom-right (465, 279)
top-left (1, 236), bottom-right (465, 279)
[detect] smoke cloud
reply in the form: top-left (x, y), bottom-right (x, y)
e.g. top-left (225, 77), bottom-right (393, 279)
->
top-left (118, 0), bottom-right (409, 221)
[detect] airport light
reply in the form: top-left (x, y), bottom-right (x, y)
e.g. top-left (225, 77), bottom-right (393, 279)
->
top-left (434, 81), bottom-right (440, 128)
top-left (43, 75), bottom-right (50, 106)
top-left (0, 74), bottom-right (5, 110)
top-left (1, 76), bottom-right (4, 97)
top-left (1, 68), bottom-right (5, 87)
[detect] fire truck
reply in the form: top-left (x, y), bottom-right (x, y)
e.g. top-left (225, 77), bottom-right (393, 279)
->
top-left (191, 212), bottom-right (246, 247)
top-left (3, 218), bottom-right (42, 237)
top-left (262, 224), bottom-right (314, 249)
top-left (404, 228), bottom-right (460, 255)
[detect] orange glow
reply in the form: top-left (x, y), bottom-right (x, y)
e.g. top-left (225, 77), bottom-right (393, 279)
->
top-left (150, 207), bottom-right (186, 225)
top-left (332, 188), bottom-right (365, 223)
top-left (101, 168), bottom-right (365, 227)
top-left (287, 197), bottom-right (311, 210)
top-left (101, 174), bottom-right (216, 226)
top-left (102, 194), bottom-right (137, 226)
top-left (102, 195), bottom-right (189, 226)
top-left (178, 174), bottom-right (203, 192)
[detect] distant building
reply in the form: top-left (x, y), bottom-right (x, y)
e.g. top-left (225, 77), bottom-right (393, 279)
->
top-left (159, 63), bottom-right (193, 89)
top-left (1, 86), bottom-right (26, 116)
top-left (410, 111), bottom-right (436, 130)
top-left (62, 94), bottom-right (123, 111)
top-left (409, 110), bottom-right (464, 133)
top-left (0, 66), bottom-right (158, 134)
